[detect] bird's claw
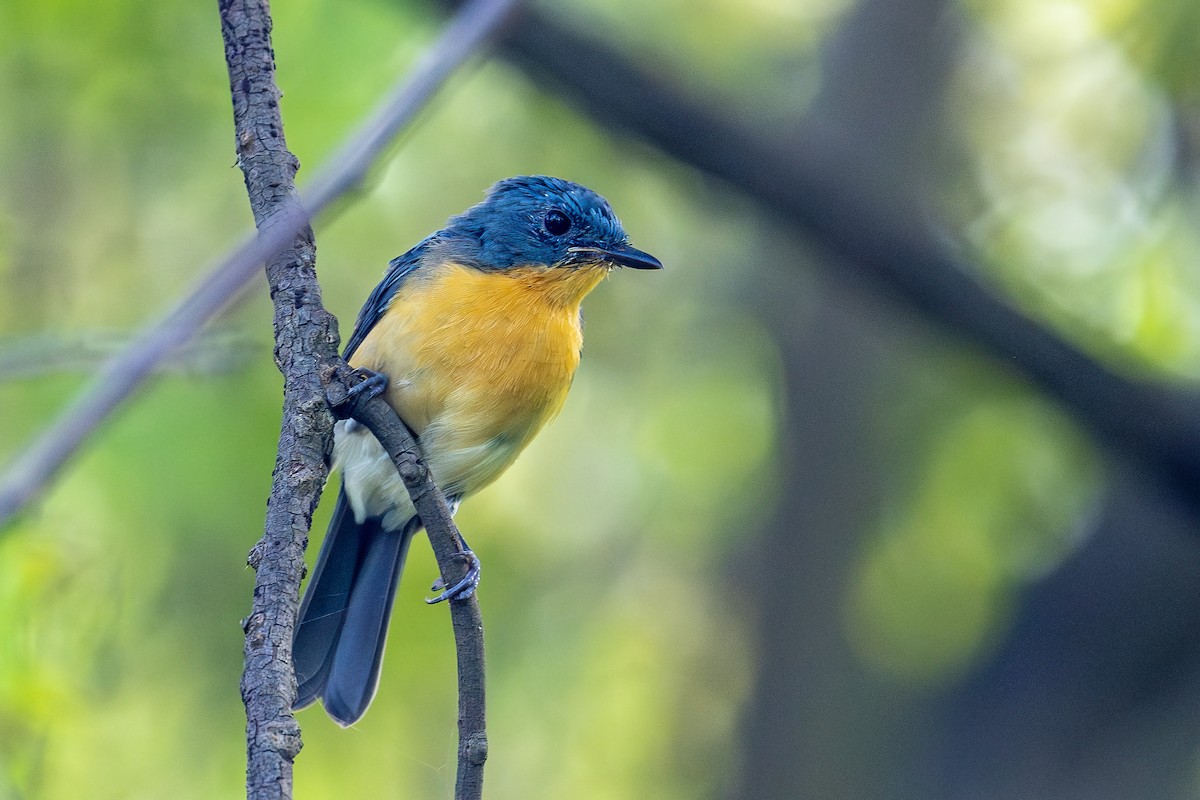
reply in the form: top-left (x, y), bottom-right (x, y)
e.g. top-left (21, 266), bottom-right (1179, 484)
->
top-left (425, 549), bottom-right (481, 604)
top-left (345, 368), bottom-right (388, 401)
top-left (333, 368), bottom-right (388, 423)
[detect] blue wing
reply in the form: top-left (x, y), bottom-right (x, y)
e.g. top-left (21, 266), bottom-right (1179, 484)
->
top-left (343, 234), bottom-right (438, 359)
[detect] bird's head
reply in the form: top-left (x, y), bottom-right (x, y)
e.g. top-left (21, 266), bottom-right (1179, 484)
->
top-left (439, 175), bottom-right (662, 273)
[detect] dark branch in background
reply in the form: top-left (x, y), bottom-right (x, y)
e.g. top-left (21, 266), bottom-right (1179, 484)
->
top-left (721, 1), bottom-right (959, 796)
top-left (486, 3), bottom-right (1200, 517)
top-left (0, 0), bottom-right (518, 528)
top-left (219, 0), bottom-right (514, 798)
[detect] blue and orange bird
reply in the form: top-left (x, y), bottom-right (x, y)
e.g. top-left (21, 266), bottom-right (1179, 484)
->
top-left (292, 175), bottom-right (662, 726)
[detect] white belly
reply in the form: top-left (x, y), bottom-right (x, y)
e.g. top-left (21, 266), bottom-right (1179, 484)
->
top-left (334, 421), bottom-right (417, 530)
top-left (333, 419), bottom-right (521, 531)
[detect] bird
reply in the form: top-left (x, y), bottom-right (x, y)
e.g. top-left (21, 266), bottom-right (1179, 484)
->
top-left (292, 175), bottom-right (662, 726)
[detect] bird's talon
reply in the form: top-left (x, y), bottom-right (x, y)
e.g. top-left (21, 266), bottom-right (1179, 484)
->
top-left (331, 368), bottom-right (388, 420)
top-left (345, 368), bottom-right (388, 401)
top-left (425, 549), bottom-right (481, 604)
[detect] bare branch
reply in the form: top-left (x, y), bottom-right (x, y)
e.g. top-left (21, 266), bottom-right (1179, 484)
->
top-left (330, 379), bottom-right (488, 798)
top-left (220, 0), bottom-right (329, 795)
top-left (0, 0), bottom-right (520, 527)
top-left (218, 1), bottom-right (511, 798)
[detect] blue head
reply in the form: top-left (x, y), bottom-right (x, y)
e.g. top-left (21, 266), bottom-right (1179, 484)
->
top-left (436, 176), bottom-right (662, 272)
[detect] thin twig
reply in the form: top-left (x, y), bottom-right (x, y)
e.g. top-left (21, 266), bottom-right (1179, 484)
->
top-left (0, 0), bottom-right (521, 527)
top-left (217, 1), bottom-right (512, 798)
top-left (331, 380), bottom-right (487, 798)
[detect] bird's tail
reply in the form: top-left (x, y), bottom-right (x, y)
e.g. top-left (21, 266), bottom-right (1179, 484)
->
top-left (292, 488), bottom-right (416, 726)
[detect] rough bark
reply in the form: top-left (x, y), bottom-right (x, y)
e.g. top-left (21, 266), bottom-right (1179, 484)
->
top-left (219, 0), bottom-right (336, 796)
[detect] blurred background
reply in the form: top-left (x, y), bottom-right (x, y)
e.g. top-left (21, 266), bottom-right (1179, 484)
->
top-left (2, 0), bottom-right (1200, 797)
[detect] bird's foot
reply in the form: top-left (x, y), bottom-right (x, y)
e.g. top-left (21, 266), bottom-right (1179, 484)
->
top-left (425, 549), bottom-right (481, 604)
top-left (332, 367), bottom-right (388, 421)
top-left (345, 367), bottom-right (388, 401)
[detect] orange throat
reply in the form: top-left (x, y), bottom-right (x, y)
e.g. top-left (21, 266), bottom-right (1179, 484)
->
top-left (500, 262), bottom-right (611, 307)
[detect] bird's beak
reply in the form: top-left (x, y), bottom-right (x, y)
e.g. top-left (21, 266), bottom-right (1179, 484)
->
top-left (571, 244), bottom-right (663, 270)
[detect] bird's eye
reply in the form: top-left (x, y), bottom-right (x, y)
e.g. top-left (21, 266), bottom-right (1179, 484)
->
top-left (543, 209), bottom-right (572, 236)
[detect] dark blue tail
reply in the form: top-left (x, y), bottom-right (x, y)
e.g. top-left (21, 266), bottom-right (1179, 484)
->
top-left (292, 489), bottom-right (416, 726)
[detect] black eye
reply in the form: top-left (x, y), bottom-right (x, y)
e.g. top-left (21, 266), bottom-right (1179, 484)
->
top-left (543, 209), bottom-right (572, 236)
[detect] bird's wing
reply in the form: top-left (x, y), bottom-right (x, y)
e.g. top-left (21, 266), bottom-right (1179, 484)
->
top-left (343, 234), bottom-right (438, 359)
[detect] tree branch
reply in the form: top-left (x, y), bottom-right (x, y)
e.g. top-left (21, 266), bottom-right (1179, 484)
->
top-left (329, 378), bottom-right (488, 798)
top-left (218, 0), bottom-right (513, 798)
top-left (0, 0), bottom-right (520, 528)
top-left (220, 0), bottom-right (328, 796)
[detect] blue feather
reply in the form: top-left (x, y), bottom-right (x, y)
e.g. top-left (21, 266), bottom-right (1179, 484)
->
top-left (343, 234), bottom-right (436, 359)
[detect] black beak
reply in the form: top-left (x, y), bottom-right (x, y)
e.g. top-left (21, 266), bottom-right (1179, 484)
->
top-left (593, 244), bottom-right (664, 270)
top-left (604, 242), bottom-right (662, 271)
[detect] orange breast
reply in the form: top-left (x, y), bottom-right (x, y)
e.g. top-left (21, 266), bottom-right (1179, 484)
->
top-left (348, 261), bottom-right (608, 496)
